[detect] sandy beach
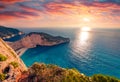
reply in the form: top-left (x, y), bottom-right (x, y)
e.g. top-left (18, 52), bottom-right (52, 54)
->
top-left (16, 48), bottom-right (27, 56)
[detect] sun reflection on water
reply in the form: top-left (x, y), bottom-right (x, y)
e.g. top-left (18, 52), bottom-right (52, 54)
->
top-left (71, 26), bottom-right (92, 58)
top-left (80, 26), bottom-right (91, 44)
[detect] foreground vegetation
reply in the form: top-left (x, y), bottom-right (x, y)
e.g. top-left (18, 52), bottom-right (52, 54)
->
top-left (10, 61), bottom-right (19, 68)
top-left (0, 73), bottom-right (6, 81)
top-left (19, 63), bottom-right (120, 82)
top-left (0, 54), bottom-right (7, 61)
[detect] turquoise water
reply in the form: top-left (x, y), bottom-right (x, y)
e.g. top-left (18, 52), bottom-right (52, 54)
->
top-left (20, 28), bottom-right (120, 78)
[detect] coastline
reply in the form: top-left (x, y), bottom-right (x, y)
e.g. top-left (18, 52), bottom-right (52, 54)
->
top-left (16, 48), bottom-right (27, 56)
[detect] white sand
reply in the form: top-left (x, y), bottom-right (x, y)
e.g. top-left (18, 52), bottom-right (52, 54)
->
top-left (16, 48), bottom-right (27, 56)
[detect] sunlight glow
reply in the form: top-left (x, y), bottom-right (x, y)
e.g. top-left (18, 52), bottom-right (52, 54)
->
top-left (83, 17), bottom-right (90, 22)
top-left (71, 28), bottom-right (91, 58)
top-left (80, 31), bottom-right (89, 43)
top-left (79, 26), bottom-right (91, 44)
top-left (81, 26), bottom-right (91, 31)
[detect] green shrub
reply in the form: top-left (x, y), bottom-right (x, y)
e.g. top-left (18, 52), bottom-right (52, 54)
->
top-left (0, 54), bottom-right (7, 61)
top-left (10, 61), bottom-right (19, 68)
top-left (91, 74), bottom-right (119, 82)
top-left (47, 64), bottom-right (58, 68)
top-left (30, 63), bottom-right (46, 76)
top-left (0, 73), bottom-right (6, 81)
top-left (62, 69), bottom-right (90, 82)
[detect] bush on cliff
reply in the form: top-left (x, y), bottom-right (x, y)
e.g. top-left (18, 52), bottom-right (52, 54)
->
top-left (91, 74), bottom-right (119, 82)
top-left (30, 62), bottom-right (47, 76)
top-left (10, 61), bottom-right (19, 68)
top-left (0, 54), bottom-right (7, 61)
top-left (0, 73), bottom-right (6, 81)
top-left (62, 69), bottom-right (90, 82)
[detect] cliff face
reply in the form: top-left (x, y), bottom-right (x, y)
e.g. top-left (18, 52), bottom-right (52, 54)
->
top-left (0, 26), bottom-right (24, 40)
top-left (8, 32), bottom-right (70, 51)
top-left (0, 38), bottom-right (27, 82)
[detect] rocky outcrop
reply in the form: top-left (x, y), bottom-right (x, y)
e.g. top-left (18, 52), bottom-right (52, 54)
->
top-left (8, 32), bottom-right (70, 51)
top-left (0, 38), bottom-right (27, 82)
top-left (0, 26), bottom-right (24, 40)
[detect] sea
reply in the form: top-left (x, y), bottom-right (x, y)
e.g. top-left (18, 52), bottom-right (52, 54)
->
top-left (6, 27), bottom-right (120, 78)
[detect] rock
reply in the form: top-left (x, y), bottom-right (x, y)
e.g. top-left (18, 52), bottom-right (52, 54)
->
top-left (8, 32), bottom-right (70, 51)
top-left (0, 38), bottom-right (27, 82)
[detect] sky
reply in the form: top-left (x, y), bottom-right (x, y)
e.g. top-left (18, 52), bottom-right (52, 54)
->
top-left (0, 0), bottom-right (120, 28)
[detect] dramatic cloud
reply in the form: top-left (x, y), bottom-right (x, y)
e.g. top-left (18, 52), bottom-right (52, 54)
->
top-left (0, 0), bottom-right (25, 3)
top-left (0, 0), bottom-right (120, 28)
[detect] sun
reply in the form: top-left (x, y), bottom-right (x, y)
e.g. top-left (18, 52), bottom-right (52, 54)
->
top-left (83, 17), bottom-right (90, 22)
top-left (81, 26), bottom-right (91, 31)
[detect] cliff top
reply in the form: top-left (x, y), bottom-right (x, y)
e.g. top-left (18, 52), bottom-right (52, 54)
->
top-left (27, 32), bottom-right (70, 42)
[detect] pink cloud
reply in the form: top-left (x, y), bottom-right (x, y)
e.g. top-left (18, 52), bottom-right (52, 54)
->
top-left (0, 0), bottom-right (25, 3)
top-left (0, 1), bottom-right (119, 21)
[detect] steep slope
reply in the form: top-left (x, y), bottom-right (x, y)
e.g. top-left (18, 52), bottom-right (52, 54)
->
top-left (0, 38), bottom-right (27, 82)
top-left (8, 32), bottom-right (70, 51)
top-left (0, 26), bottom-right (24, 39)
